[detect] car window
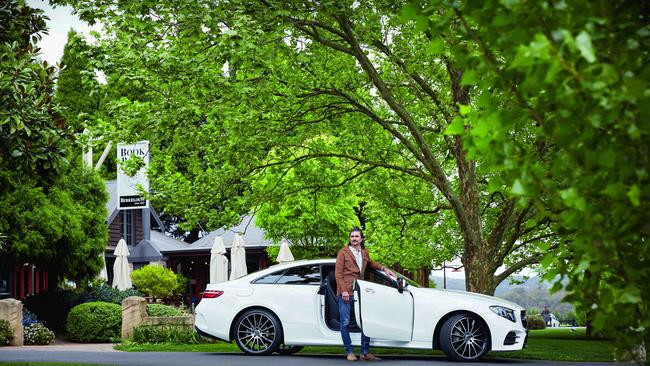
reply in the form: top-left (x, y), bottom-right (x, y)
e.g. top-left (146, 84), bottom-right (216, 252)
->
top-left (364, 269), bottom-right (397, 288)
top-left (252, 269), bottom-right (287, 284)
top-left (275, 264), bottom-right (321, 285)
top-left (364, 269), bottom-right (422, 288)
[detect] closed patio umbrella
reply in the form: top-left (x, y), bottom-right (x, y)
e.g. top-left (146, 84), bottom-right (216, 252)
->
top-left (112, 238), bottom-right (132, 290)
top-left (276, 239), bottom-right (295, 263)
top-left (98, 253), bottom-right (108, 282)
top-left (209, 236), bottom-right (229, 283)
top-left (229, 233), bottom-right (248, 280)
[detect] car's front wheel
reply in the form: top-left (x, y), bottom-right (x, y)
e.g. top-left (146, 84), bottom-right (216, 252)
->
top-left (234, 309), bottom-right (282, 355)
top-left (439, 313), bottom-right (490, 361)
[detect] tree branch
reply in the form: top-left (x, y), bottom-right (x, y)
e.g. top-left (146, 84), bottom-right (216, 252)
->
top-left (493, 244), bottom-right (558, 285)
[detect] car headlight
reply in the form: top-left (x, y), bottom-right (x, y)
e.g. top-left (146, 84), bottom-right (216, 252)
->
top-left (490, 305), bottom-right (516, 322)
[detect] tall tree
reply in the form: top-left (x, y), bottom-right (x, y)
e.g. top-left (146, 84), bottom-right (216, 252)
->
top-left (0, 0), bottom-right (108, 284)
top-left (403, 0), bottom-right (649, 361)
top-left (55, 30), bottom-right (100, 132)
top-left (58, 0), bottom-right (557, 295)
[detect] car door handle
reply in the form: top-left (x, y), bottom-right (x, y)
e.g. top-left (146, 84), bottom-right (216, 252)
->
top-left (365, 288), bottom-right (375, 294)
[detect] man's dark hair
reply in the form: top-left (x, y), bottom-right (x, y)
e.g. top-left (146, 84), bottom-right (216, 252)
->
top-left (349, 227), bottom-right (364, 238)
top-left (349, 227), bottom-right (365, 248)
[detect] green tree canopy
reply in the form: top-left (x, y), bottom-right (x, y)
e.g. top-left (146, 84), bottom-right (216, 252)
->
top-left (0, 0), bottom-right (108, 284)
top-left (59, 0), bottom-right (557, 296)
top-left (403, 0), bottom-right (649, 360)
top-left (55, 30), bottom-right (101, 132)
top-left (56, 0), bottom-right (647, 358)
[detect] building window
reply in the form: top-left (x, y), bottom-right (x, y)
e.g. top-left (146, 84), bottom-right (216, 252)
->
top-left (120, 210), bottom-right (135, 246)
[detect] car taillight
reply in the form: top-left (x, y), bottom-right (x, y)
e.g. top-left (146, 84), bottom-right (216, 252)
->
top-left (203, 290), bottom-right (224, 298)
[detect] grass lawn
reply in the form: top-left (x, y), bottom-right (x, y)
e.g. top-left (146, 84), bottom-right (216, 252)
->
top-left (489, 328), bottom-right (614, 362)
top-left (115, 327), bottom-right (616, 362)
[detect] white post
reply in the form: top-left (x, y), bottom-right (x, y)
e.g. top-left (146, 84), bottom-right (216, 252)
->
top-left (94, 141), bottom-right (113, 171)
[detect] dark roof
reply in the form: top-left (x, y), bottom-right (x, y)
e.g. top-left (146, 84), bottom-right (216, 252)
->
top-left (184, 215), bottom-right (273, 252)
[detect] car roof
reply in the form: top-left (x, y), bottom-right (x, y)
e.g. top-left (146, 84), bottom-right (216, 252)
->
top-left (233, 258), bottom-right (336, 282)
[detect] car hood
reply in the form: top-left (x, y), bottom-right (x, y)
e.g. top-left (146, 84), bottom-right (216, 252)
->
top-left (414, 287), bottom-right (523, 310)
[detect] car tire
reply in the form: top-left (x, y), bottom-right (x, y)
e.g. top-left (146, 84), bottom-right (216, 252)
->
top-left (234, 308), bottom-right (283, 355)
top-left (276, 345), bottom-right (304, 355)
top-left (439, 313), bottom-right (490, 361)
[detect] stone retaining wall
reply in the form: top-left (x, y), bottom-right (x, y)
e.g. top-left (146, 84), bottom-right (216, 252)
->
top-left (121, 296), bottom-right (194, 338)
top-left (0, 298), bottom-right (23, 346)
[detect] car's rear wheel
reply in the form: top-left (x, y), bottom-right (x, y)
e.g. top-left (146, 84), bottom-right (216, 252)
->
top-left (440, 313), bottom-right (490, 361)
top-left (234, 309), bottom-right (282, 355)
top-left (276, 345), bottom-right (304, 355)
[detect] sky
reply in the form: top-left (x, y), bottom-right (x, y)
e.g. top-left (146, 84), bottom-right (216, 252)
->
top-left (27, 0), bottom-right (97, 66)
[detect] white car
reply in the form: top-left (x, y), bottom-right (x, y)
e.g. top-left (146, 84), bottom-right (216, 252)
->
top-left (549, 313), bottom-right (561, 327)
top-left (195, 259), bottom-right (528, 361)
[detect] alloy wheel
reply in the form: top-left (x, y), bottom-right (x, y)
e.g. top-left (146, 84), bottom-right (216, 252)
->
top-left (448, 315), bottom-right (488, 360)
top-left (236, 311), bottom-right (278, 354)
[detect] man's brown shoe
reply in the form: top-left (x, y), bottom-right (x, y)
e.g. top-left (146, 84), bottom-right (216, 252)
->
top-left (360, 353), bottom-right (381, 361)
top-left (346, 353), bottom-right (358, 361)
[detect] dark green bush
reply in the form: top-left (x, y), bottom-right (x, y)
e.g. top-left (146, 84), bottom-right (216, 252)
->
top-left (131, 325), bottom-right (199, 344)
top-left (147, 304), bottom-right (183, 317)
top-left (526, 314), bottom-right (547, 330)
top-left (23, 289), bottom-right (85, 332)
top-left (84, 282), bottom-right (142, 304)
top-left (66, 302), bottom-right (121, 342)
top-left (0, 320), bottom-right (13, 346)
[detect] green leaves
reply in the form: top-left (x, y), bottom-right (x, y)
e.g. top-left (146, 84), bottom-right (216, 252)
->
top-left (559, 188), bottom-right (587, 211)
top-left (445, 116), bottom-right (465, 135)
top-left (447, 0), bottom-right (649, 357)
top-left (626, 184), bottom-right (640, 206)
top-left (509, 33), bottom-right (551, 69)
top-left (576, 31), bottom-right (596, 63)
top-left (0, 1), bottom-right (107, 284)
top-left (511, 179), bottom-right (526, 196)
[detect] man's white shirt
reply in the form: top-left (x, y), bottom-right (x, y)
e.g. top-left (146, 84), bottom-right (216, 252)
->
top-left (349, 245), bottom-right (363, 270)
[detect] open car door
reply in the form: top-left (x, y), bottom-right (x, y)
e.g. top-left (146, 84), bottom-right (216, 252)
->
top-left (353, 279), bottom-right (413, 341)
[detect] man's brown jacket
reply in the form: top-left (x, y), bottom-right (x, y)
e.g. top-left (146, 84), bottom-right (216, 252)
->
top-left (334, 245), bottom-right (382, 296)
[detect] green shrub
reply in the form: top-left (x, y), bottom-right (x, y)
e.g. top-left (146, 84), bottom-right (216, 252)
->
top-left (131, 265), bottom-right (185, 299)
top-left (84, 282), bottom-right (142, 304)
top-left (24, 289), bottom-right (85, 332)
top-left (24, 323), bottom-right (55, 345)
top-left (0, 320), bottom-right (13, 346)
top-left (147, 304), bottom-right (183, 317)
top-left (66, 302), bottom-right (121, 342)
top-left (527, 314), bottom-right (547, 330)
top-left (132, 325), bottom-right (199, 344)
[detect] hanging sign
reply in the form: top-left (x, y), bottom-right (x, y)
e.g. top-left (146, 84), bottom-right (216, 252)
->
top-left (117, 141), bottom-right (149, 209)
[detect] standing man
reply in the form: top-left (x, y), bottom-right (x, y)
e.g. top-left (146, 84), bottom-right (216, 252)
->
top-left (335, 227), bottom-right (395, 361)
top-left (541, 305), bottom-right (552, 326)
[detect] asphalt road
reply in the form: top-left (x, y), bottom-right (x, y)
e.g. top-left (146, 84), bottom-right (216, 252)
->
top-left (0, 350), bottom-right (616, 366)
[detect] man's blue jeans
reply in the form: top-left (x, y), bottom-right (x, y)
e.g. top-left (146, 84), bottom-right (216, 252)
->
top-left (338, 295), bottom-right (370, 355)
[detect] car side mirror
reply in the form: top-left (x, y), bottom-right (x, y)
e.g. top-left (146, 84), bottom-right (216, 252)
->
top-left (397, 278), bottom-right (406, 293)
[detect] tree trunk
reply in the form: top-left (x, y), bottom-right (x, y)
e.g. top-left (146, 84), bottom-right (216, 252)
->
top-left (463, 240), bottom-right (497, 295)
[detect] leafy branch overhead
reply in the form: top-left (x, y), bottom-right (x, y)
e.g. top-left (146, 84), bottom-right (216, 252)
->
top-left (54, 0), bottom-right (561, 296)
top-left (51, 0), bottom-right (648, 359)
top-left (1, 0), bottom-right (108, 283)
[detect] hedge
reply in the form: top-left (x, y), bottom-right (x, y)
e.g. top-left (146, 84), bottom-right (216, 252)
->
top-left (66, 302), bottom-right (121, 342)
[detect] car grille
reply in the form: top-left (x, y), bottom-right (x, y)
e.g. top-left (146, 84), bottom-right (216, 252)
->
top-left (521, 310), bottom-right (527, 329)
